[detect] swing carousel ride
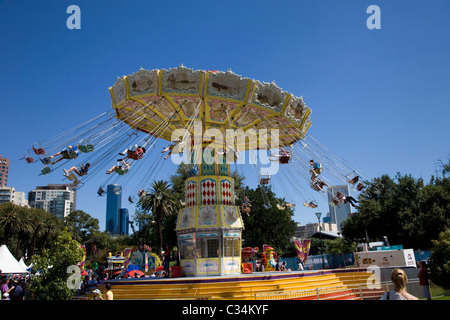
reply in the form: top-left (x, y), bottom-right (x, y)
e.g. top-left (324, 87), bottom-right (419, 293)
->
top-left (24, 65), bottom-right (372, 277)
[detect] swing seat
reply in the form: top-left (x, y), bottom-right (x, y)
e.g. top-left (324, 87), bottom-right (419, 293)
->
top-left (78, 143), bottom-right (94, 153)
top-left (279, 155), bottom-right (291, 164)
top-left (25, 156), bottom-right (34, 164)
top-left (313, 167), bottom-right (322, 175)
top-left (260, 177), bottom-right (270, 185)
top-left (286, 202), bottom-right (296, 208)
top-left (336, 192), bottom-right (345, 201)
top-left (61, 149), bottom-right (78, 160)
top-left (66, 173), bottom-right (77, 181)
top-left (41, 166), bottom-right (52, 175)
top-left (241, 204), bottom-right (251, 213)
top-left (127, 149), bottom-right (144, 160)
top-left (348, 175), bottom-right (359, 185)
top-left (33, 146), bottom-right (45, 155)
top-left (40, 157), bottom-right (52, 165)
top-left (263, 203), bottom-right (272, 209)
top-left (97, 188), bottom-right (106, 196)
top-left (330, 198), bottom-right (339, 206)
top-left (114, 167), bottom-right (129, 175)
top-left (355, 182), bottom-right (365, 191)
top-left (304, 201), bottom-right (318, 208)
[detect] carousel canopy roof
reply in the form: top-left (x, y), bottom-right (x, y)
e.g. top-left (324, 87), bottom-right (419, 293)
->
top-left (109, 65), bottom-right (312, 151)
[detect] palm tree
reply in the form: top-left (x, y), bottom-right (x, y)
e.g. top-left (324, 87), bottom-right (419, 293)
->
top-left (40, 215), bottom-right (61, 251)
top-left (0, 203), bottom-right (29, 247)
top-left (139, 180), bottom-right (178, 255)
top-left (29, 208), bottom-right (50, 257)
top-left (14, 206), bottom-right (33, 257)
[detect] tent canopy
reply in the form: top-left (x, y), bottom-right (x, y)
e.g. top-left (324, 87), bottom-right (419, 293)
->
top-left (19, 258), bottom-right (31, 272)
top-left (0, 245), bottom-right (28, 274)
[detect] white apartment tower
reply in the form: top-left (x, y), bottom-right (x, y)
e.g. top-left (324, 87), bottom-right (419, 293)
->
top-left (0, 187), bottom-right (29, 207)
top-left (28, 184), bottom-right (77, 219)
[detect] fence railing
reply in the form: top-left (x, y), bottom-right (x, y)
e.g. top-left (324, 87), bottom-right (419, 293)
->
top-left (254, 279), bottom-right (421, 300)
top-left (254, 285), bottom-right (361, 300)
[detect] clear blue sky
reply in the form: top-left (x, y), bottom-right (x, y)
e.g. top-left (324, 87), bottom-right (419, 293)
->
top-left (1, 0), bottom-right (449, 231)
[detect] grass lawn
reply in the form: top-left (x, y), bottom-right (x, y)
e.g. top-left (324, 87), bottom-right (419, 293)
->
top-left (426, 284), bottom-right (450, 300)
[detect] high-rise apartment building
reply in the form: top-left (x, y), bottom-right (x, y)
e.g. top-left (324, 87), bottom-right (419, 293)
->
top-left (0, 187), bottom-right (28, 207)
top-left (0, 155), bottom-right (10, 187)
top-left (28, 184), bottom-right (77, 219)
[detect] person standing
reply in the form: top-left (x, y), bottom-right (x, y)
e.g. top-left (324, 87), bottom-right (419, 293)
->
top-left (418, 261), bottom-right (432, 300)
top-left (1, 278), bottom-right (14, 299)
top-left (380, 268), bottom-right (418, 300)
top-left (11, 280), bottom-right (24, 300)
top-left (163, 245), bottom-right (171, 278)
top-left (104, 283), bottom-right (114, 300)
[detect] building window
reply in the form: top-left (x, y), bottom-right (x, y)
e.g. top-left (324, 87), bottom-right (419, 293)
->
top-left (180, 238), bottom-right (195, 260)
top-left (197, 237), bottom-right (220, 258)
top-left (223, 237), bottom-right (240, 257)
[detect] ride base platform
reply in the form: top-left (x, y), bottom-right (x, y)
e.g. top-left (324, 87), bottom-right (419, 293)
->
top-left (95, 268), bottom-right (380, 300)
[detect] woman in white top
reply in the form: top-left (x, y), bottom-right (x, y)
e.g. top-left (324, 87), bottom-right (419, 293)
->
top-left (380, 268), bottom-right (419, 300)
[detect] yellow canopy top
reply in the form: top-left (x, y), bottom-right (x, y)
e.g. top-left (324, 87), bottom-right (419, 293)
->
top-left (110, 65), bottom-right (312, 151)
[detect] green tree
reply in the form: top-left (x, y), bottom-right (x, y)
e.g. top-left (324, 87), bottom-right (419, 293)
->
top-left (64, 210), bottom-right (100, 243)
top-left (241, 186), bottom-right (296, 255)
top-left (0, 203), bottom-right (29, 247)
top-left (139, 180), bottom-right (178, 255)
top-left (0, 203), bottom-right (33, 258)
top-left (39, 214), bottom-right (61, 251)
top-left (28, 208), bottom-right (54, 258)
top-left (428, 228), bottom-right (450, 289)
top-left (169, 162), bottom-right (191, 202)
top-left (132, 208), bottom-right (156, 245)
top-left (29, 228), bottom-right (84, 300)
top-left (341, 174), bottom-right (450, 250)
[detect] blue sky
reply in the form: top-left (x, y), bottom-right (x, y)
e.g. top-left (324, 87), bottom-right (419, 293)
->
top-left (1, 0), bottom-right (449, 231)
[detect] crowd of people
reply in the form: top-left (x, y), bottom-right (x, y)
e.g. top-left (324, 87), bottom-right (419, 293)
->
top-left (253, 258), bottom-right (305, 272)
top-left (0, 273), bottom-right (31, 300)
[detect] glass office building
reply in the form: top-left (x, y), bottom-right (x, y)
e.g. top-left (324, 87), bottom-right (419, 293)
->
top-left (106, 184), bottom-right (122, 234)
top-left (105, 184), bottom-right (129, 235)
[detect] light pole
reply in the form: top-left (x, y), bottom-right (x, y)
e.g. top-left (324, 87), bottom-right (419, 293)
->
top-left (315, 212), bottom-right (325, 270)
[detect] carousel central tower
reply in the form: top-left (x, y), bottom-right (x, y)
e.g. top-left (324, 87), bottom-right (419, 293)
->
top-left (175, 151), bottom-right (244, 276)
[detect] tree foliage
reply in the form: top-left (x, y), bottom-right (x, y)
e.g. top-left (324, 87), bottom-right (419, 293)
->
top-left (138, 180), bottom-right (178, 254)
top-left (241, 186), bottom-right (296, 255)
top-left (64, 210), bottom-right (100, 243)
top-left (29, 228), bottom-right (84, 300)
top-left (428, 228), bottom-right (450, 289)
top-left (0, 203), bottom-right (62, 259)
top-left (341, 174), bottom-right (450, 250)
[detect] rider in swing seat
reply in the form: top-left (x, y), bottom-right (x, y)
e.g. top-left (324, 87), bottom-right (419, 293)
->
top-left (106, 160), bottom-right (130, 175)
top-left (309, 159), bottom-right (322, 181)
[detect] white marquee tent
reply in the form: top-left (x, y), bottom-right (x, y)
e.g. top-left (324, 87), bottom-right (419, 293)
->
top-left (0, 245), bottom-right (28, 274)
top-left (19, 258), bottom-right (31, 272)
